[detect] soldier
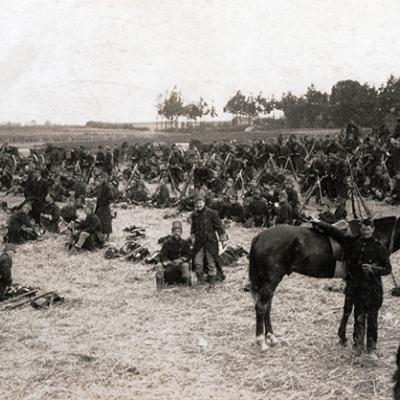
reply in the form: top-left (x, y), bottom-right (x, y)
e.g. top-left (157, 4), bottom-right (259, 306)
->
top-left (245, 188), bottom-right (270, 227)
top-left (348, 219), bottom-right (392, 356)
top-left (274, 191), bottom-right (294, 225)
top-left (223, 193), bottom-right (245, 223)
top-left (6, 202), bottom-right (38, 244)
top-left (41, 193), bottom-right (61, 233)
top-left (68, 201), bottom-right (103, 252)
top-left (95, 174), bottom-right (115, 241)
top-left (370, 165), bottom-right (391, 200)
top-left (0, 244), bottom-right (14, 300)
top-left (191, 192), bottom-right (228, 286)
top-left (156, 221), bottom-right (192, 289)
top-left (104, 146), bottom-right (113, 175)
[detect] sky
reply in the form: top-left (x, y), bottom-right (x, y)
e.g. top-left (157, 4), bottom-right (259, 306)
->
top-left (0, 0), bottom-right (400, 124)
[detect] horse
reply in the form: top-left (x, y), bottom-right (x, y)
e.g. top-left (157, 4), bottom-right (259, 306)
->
top-left (248, 217), bottom-right (400, 351)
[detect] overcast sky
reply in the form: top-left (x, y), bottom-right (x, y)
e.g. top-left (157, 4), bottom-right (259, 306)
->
top-left (1, 0), bottom-right (399, 124)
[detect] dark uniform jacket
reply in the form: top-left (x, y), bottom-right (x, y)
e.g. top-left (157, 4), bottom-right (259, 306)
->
top-left (41, 202), bottom-right (60, 233)
top-left (95, 182), bottom-right (114, 234)
top-left (7, 211), bottom-right (35, 244)
top-left (275, 201), bottom-right (294, 225)
top-left (191, 206), bottom-right (226, 259)
top-left (246, 198), bottom-right (270, 226)
top-left (0, 253), bottom-right (12, 287)
top-left (312, 221), bottom-right (391, 306)
top-left (160, 237), bottom-right (191, 263)
top-left (348, 237), bottom-right (391, 306)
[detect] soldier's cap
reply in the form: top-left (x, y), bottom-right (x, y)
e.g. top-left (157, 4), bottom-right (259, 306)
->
top-left (360, 218), bottom-right (374, 227)
top-left (171, 220), bottom-right (182, 232)
top-left (194, 192), bottom-right (205, 202)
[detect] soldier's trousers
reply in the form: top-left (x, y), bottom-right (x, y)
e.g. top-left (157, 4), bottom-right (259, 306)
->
top-left (353, 303), bottom-right (380, 352)
top-left (194, 248), bottom-right (216, 277)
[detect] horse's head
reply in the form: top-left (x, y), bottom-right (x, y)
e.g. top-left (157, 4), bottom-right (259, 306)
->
top-left (349, 216), bottom-right (400, 254)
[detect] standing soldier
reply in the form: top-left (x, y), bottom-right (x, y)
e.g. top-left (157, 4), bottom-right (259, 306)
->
top-left (348, 219), bottom-right (392, 357)
top-left (95, 174), bottom-right (115, 242)
top-left (191, 192), bottom-right (228, 286)
top-left (0, 244), bottom-right (14, 300)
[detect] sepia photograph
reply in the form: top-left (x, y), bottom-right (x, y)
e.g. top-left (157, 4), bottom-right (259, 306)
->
top-left (0, 1), bottom-right (400, 399)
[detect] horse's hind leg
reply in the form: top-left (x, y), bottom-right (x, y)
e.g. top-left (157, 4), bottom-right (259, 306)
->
top-left (264, 295), bottom-right (279, 346)
top-left (338, 289), bottom-right (353, 346)
top-left (255, 285), bottom-right (273, 351)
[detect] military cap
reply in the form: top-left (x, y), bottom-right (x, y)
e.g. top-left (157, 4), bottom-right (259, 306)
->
top-left (171, 220), bottom-right (182, 232)
top-left (194, 192), bottom-right (205, 202)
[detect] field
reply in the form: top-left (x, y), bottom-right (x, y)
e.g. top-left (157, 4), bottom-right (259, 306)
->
top-left (0, 125), bottom-right (342, 149)
top-left (1, 196), bottom-right (399, 400)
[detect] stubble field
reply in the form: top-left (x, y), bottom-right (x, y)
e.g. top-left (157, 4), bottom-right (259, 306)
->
top-left (0, 196), bottom-right (399, 400)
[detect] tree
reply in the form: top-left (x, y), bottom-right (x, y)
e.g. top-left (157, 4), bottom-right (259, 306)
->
top-left (223, 90), bottom-right (247, 119)
top-left (329, 80), bottom-right (378, 127)
top-left (224, 91), bottom-right (270, 124)
top-left (377, 75), bottom-right (400, 119)
top-left (303, 84), bottom-right (330, 128)
top-left (157, 87), bottom-right (185, 128)
top-left (275, 92), bottom-right (307, 128)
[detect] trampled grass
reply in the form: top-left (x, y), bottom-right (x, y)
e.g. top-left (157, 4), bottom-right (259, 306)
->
top-left (0, 198), bottom-right (399, 400)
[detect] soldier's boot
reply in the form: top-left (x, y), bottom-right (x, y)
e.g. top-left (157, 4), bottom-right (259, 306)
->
top-left (196, 273), bottom-right (206, 286)
top-left (182, 276), bottom-right (192, 287)
top-left (156, 276), bottom-right (165, 290)
top-left (208, 275), bottom-right (217, 288)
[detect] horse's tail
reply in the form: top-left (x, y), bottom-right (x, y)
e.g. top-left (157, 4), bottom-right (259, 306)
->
top-left (249, 234), bottom-right (265, 295)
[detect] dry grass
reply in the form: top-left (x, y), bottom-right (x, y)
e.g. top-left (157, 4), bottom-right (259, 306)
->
top-left (0, 197), bottom-right (399, 400)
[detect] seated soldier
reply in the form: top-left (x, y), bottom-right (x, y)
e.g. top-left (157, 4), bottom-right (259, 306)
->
top-left (156, 221), bottom-right (192, 289)
top-left (41, 193), bottom-right (61, 233)
top-left (386, 172), bottom-right (400, 205)
top-left (274, 191), bottom-right (294, 225)
top-left (0, 244), bottom-right (14, 300)
top-left (245, 188), bottom-right (270, 227)
top-left (369, 165), bottom-right (391, 200)
top-left (223, 193), bottom-right (245, 223)
top-left (318, 201), bottom-right (336, 224)
top-left (6, 202), bottom-right (38, 244)
top-left (153, 179), bottom-right (171, 208)
top-left (67, 201), bottom-right (103, 253)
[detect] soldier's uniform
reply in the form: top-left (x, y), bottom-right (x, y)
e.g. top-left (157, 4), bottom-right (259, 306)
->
top-left (245, 191), bottom-right (270, 227)
top-left (191, 193), bottom-right (227, 285)
top-left (156, 221), bottom-right (192, 288)
top-left (0, 248), bottom-right (12, 300)
top-left (348, 236), bottom-right (391, 353)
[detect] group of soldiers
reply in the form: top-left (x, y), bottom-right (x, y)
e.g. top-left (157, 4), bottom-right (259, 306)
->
top-left (1, 120), bottom-right (400, 289)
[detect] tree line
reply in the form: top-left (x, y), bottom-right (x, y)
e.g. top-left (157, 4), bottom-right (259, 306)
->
top-left (157, 75), bottom-right (400, 129)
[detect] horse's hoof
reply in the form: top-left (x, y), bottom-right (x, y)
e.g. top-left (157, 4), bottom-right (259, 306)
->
top-left (338, 339), bottom-right (347, 347)
top-left (256, 336), bottom-right (268, 352)
top-left (266, 333), bottom-right (279, 347)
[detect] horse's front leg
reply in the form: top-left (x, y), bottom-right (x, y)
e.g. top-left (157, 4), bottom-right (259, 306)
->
top-left (338, 289), bottom-right (353, 346)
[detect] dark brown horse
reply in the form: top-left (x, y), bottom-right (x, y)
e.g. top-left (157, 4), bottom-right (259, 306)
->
top-left (249, 217), bottom-right (400, 350)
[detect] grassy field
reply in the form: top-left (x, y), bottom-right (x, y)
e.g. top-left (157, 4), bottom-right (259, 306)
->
top-left (0, 125), bottom-right (342, 149)
top-left (0, 196), bottom-right (399, 400)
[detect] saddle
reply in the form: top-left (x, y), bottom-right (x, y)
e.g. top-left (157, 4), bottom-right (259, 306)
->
top-left (328, 220), bottom-right (347, 279)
